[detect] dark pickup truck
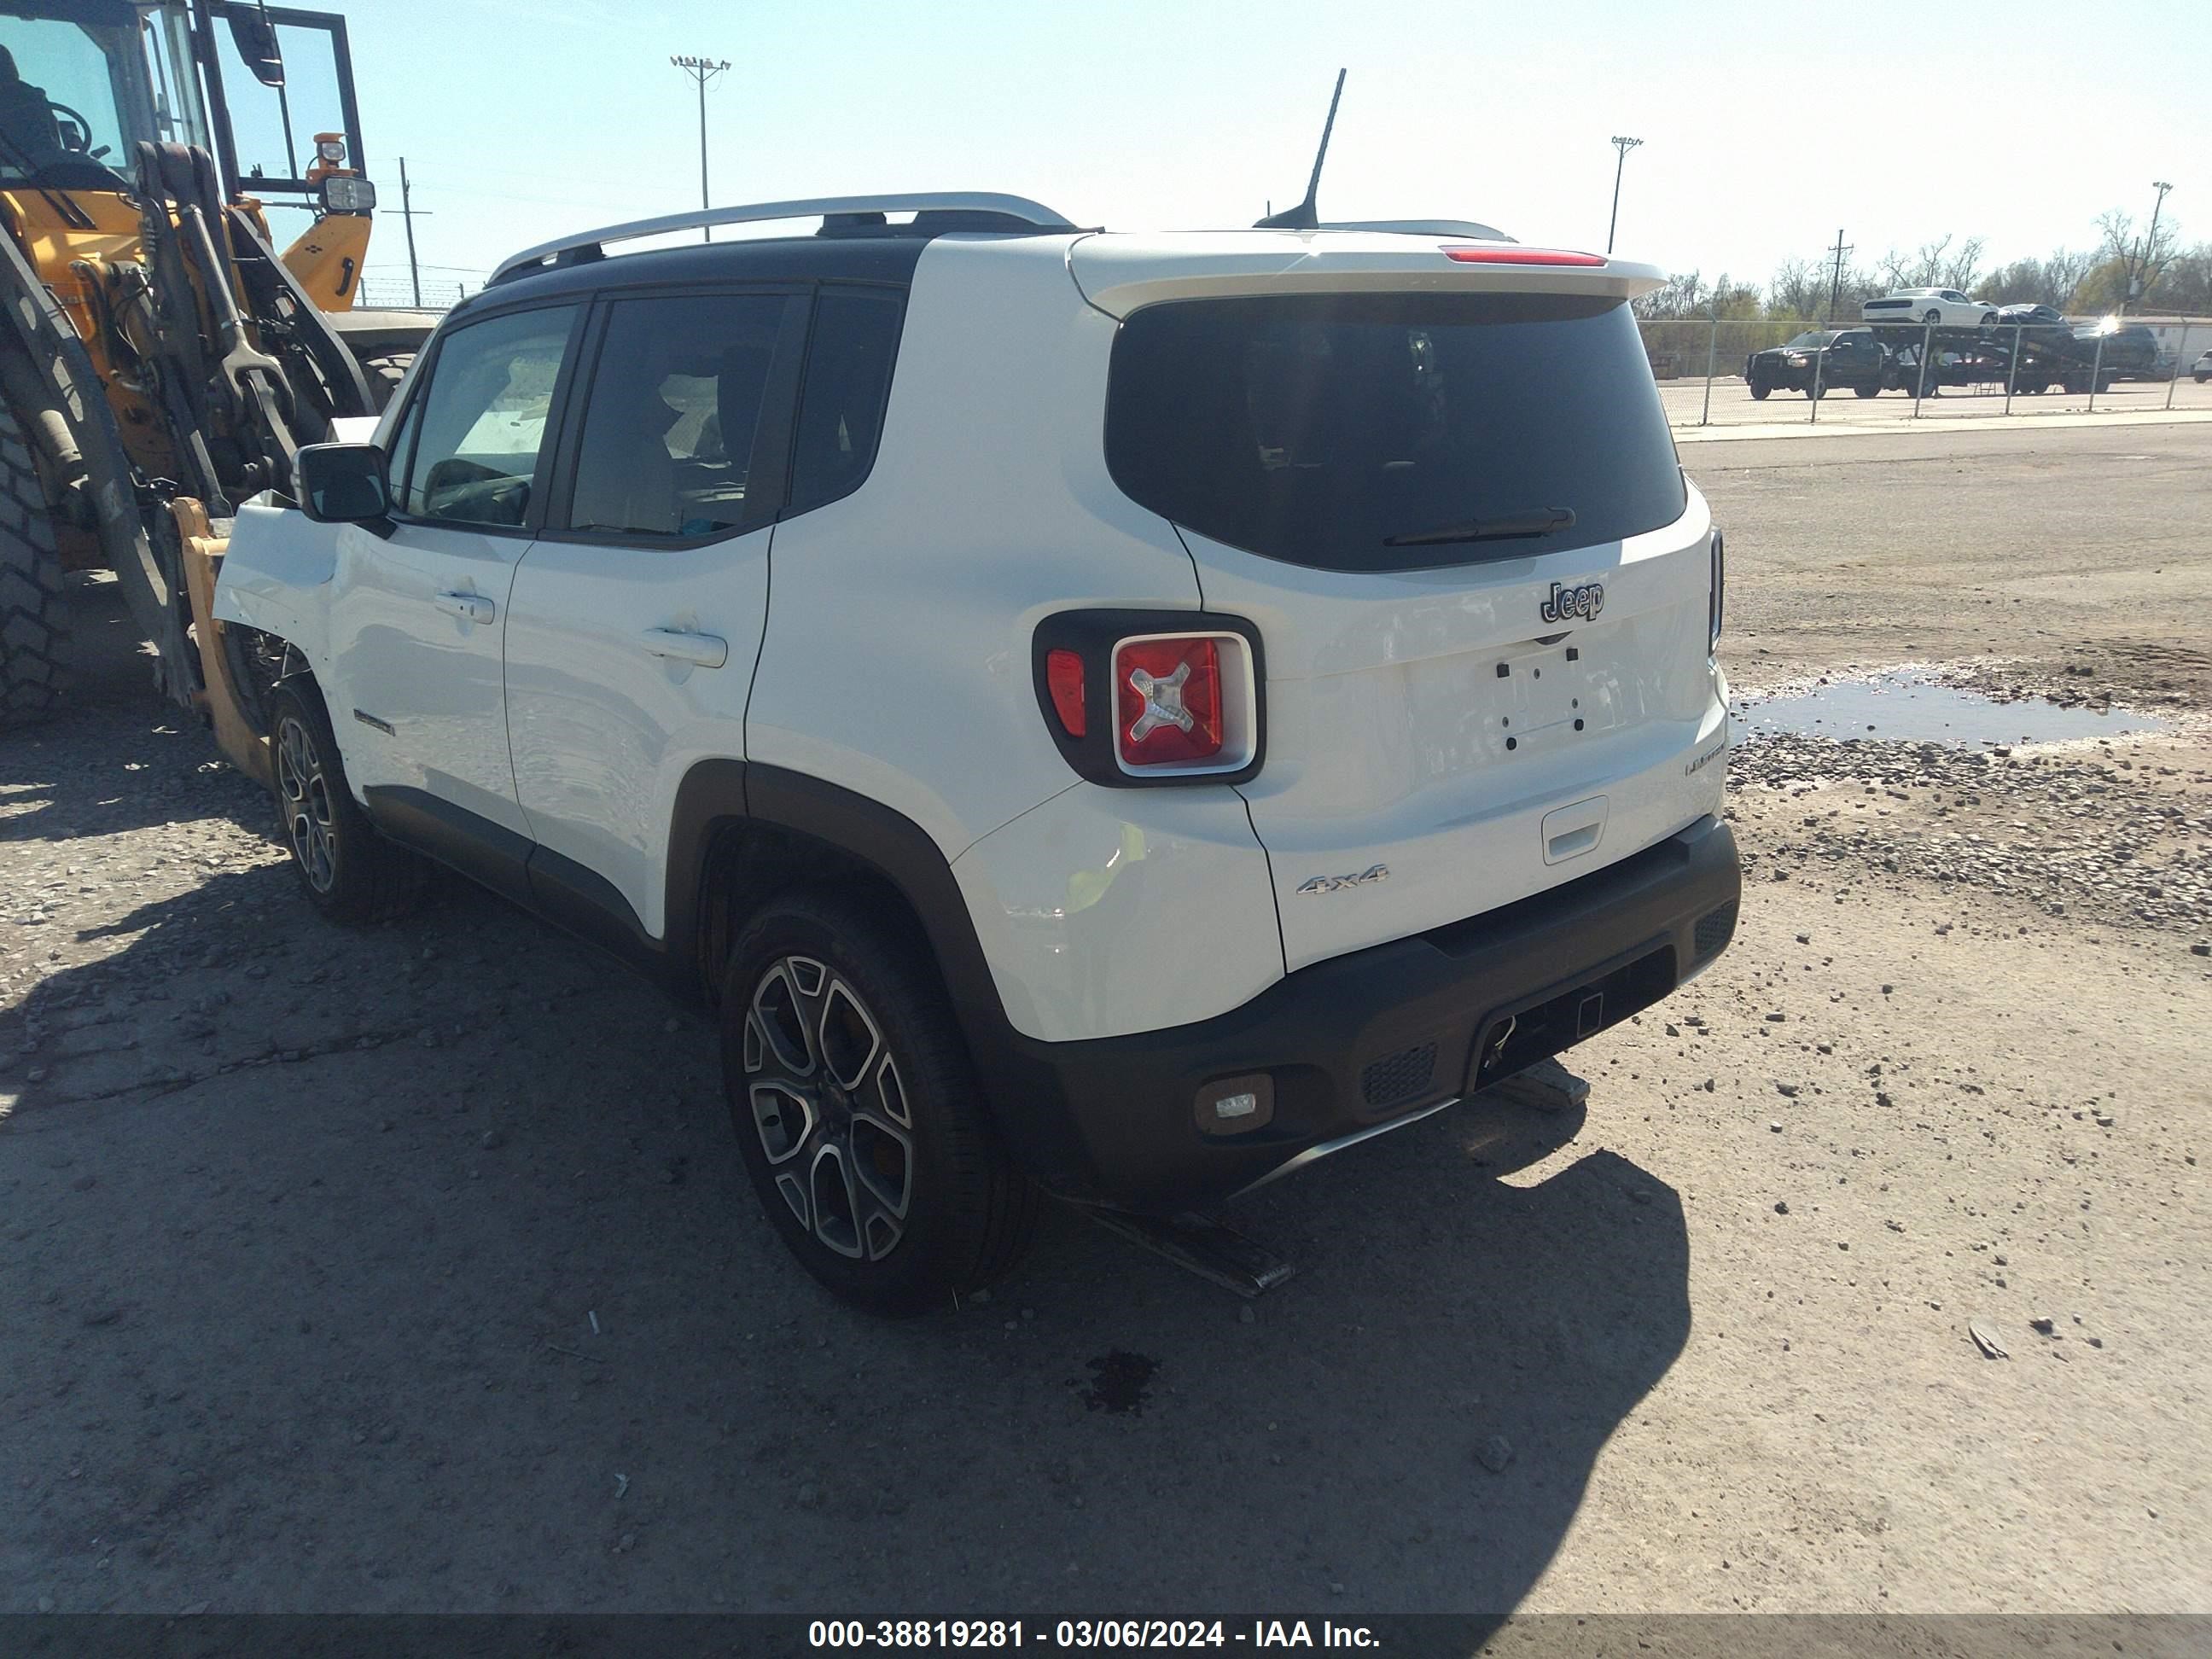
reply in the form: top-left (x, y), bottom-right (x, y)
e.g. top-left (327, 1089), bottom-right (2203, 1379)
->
top-left (1744, 329), bottom-right (1887, 399)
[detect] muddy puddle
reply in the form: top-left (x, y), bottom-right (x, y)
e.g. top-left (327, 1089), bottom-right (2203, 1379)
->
top-left (1732, 668), bottom-right (2168, 746)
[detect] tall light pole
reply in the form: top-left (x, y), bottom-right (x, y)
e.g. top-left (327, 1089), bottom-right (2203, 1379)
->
top-left (2121, 179), bottom-right (2173, 317)
top-left (1607, 136), bottom-right (1643, 255)
top-left (671, 55), bottom-right (731, 242)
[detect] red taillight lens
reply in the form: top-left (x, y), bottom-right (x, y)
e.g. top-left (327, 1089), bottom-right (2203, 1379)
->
top-left (1045, 648), bottom-right (1086, 737)
top-left (1115, 637), bottom-right (1223, 766)
top-left (1443, 247), bottom-right (1607, 266)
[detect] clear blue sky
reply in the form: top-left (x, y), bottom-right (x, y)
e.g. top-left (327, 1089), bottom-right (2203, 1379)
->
top-left (324, 0), bottom-right (2208, 300)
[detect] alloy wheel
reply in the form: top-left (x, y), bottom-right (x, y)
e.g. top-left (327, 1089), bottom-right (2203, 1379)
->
top-left (276, 713), bottom-right (337, 893)
top-left (742, 955), bottom-right (915, 1262)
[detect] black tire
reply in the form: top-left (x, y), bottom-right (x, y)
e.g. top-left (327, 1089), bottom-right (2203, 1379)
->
top-left (268, 678), bottom-right (429, 923)
top-left (1748, 381), bottom-right (1771, 401)
top-left (0, 399), bottom-right (68, 728)
top-left (356, 352), bottom-right (415, 413)
top-left (1807, 384), bottom-right (1826, 399)
top-left (1923, 309), bottom-right (1942, 325)
top-left (1854, 381), bottom-right (1882, 398)
top-left (2194, 371), bottom-right (2209, 384)
top-left (719, 892), bottom-right (1040, 1315)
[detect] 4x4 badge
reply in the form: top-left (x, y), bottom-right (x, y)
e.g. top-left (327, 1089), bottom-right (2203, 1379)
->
top-left (1296, 864), bottom-right (1390, 896)
top-left (1540, 580), bottom-right (1604, 624)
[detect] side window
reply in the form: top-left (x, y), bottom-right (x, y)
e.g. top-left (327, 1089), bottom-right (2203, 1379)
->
top-left (566, 293), bottom-right (795, 540)
top-left (787, 288), bottom-right (905, 518)
top-left (396, 306), bottom-right (577, 528)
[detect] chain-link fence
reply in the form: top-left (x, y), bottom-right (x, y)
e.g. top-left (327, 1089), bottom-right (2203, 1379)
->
top-left (1639, 312), bottom-right (2212, 429)
top-left (355, 276), bottom-right (467, 311)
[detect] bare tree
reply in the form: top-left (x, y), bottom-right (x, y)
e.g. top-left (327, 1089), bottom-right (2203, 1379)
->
top-left (1940, 236), bottom-right (1986, 291)
top-left (1980, 249), bottom-right (2094, 310)
top-left (1632, 271), bottom-right (1708, 320)
top-left (2148, 244), bottom-right (2212, 314)
top-left (1765, 257), bottom-right (1825, 320)
top-left (2096, 207), bottom-right (2183, 303)
top-left (1874, 234), bottom-right (1987, 292)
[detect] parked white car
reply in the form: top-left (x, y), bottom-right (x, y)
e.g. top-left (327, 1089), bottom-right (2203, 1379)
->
top-left (2195, 349), bottom-right (2211, 384)
top-left (1861, 288), bottom-right (2000, 328)
top-left (215, 193), bottom-right (1740, 1313)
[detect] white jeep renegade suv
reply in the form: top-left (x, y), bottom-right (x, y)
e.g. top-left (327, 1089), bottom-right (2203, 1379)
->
top-left (215, 193), bottom-right (1739, 1313)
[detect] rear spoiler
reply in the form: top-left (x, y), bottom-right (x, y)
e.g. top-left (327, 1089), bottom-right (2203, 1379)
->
top-left (1068, 231), bottom-right (1666, 318)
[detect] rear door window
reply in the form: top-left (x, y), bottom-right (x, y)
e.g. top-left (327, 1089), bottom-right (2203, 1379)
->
top-left (562, 292), bottom-right (800, 541)
top-left (1104, 292), bottom-right (1685, 572)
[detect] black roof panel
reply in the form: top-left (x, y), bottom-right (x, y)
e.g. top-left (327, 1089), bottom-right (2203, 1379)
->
top-left (462, 231), bottom-right (935, 314)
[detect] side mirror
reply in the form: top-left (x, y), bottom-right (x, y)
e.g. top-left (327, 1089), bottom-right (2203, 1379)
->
top-left (226, 15), bottom-right (287, 88)
top-left (295, 443), bottom-right (392, 527)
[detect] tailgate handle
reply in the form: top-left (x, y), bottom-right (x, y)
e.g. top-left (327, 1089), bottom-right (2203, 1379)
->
top-left (1541, 795), bottom-right (1608, 865)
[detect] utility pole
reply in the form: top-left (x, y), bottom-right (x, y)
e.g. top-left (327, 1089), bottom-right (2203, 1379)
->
top-left (671, 55), bottom-right (731, 242)
top-left (396, 156), bottom-right (431, 308)
top-left (1606, 136), bottom-right (1643, 255)
top-left (2122, 179), bottom-right (2173, 317)
top-left (1825, 228), bottom-right (1853, 323)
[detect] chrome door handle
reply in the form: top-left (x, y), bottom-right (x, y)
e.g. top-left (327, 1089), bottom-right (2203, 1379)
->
top-left (433, 591), bottom-right (496, 624)
top-left (642, 628), bottom-right (729, 669)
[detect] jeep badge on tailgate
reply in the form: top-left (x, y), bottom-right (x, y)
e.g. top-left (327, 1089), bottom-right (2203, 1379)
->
top-left (1540, 580), bottom-right (1605, 624)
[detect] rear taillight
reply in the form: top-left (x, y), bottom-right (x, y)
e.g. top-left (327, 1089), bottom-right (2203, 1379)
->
top-left (1709, 528), bottom-right (1726, 649)
top-left (1115, 637), bottom-right (1223, 767)
top-left (1045, 648), bottom-right (1086, 737)
top-left (1031, 614), bottom-right (1264, 787)
top-left (1442, 247), bottom-right (1607, 266)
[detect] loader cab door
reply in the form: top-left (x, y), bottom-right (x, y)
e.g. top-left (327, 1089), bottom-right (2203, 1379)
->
top-left (199, 2), bottom-right (363, 199)
top-left (326, 301), bottom-right (582, 858)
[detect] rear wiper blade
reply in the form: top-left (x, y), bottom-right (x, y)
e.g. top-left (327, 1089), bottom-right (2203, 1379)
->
top-left (1382, 507), bottom-right (1575, 548)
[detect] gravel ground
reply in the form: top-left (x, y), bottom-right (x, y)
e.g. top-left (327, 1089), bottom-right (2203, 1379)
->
top-left (3, 422), bottom-right (2209, 1623)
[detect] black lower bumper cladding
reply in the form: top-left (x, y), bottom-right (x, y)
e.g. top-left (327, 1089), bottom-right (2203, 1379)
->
top-left (983, 815), bottom-right (1742, 1211)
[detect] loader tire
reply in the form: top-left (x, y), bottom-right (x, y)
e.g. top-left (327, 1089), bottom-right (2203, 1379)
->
top-left (358, 353), bottom-right (414, 413)
top-left (0, 399), bottom-right (68, 729)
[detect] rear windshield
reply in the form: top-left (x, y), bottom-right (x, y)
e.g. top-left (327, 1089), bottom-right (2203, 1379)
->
top-left (1105, 292), bottom-right (1684, 571)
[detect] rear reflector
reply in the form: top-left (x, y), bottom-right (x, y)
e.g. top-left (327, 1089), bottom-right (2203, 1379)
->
top-left (1443, 247), bottom-right (1607, 266)
top-left (1045, 648), bottom-right (1086, 737)
top-left (1116, 637), bottom-right (1223, 766)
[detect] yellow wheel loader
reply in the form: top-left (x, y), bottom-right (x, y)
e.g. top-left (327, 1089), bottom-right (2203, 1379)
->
top-left (1, 0), bottom-right (430, 748)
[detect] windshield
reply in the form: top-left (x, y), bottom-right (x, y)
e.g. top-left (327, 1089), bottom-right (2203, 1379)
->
top-left (0, 10), bottom-right (159, 188)
top-left (1105, 291), bottom-right (1685, 572)
top-left (1785, 332), bottom-right (1835, 349)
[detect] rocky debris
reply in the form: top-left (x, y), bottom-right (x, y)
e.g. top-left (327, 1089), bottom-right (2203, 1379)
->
top-left (1969, 1319), bottom-right (2011, 1360)
top-left (1726, 728), bottom-right (2212, 935)
top-left (1475, 1435), bottom-right (1514, 1474)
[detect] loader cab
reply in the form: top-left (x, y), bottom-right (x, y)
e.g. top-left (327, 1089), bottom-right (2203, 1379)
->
top-left (0, 4), bottom-right (175, 189)
top-left (0, 1), bottom-right (366, 216)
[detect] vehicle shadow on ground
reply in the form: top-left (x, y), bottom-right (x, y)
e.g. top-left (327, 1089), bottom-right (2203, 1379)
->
top-left (5, 601), bottom-right (1691, 1616)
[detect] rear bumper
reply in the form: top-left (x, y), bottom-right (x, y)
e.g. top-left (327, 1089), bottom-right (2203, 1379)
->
top-left (977, 815), bottom-right (1741, 1212)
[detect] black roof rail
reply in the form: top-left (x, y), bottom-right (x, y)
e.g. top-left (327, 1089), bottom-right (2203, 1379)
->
top-left (490, 193), bottom-right (1077, 285)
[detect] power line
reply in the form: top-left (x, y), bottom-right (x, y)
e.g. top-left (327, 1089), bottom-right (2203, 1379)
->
top-left (396, 155), bottom-right (433, 309)
top-left (1826, 228), bottom-right (1854, 323)
top-left (670, 55), bottom-right (731, 242)
top-left (1607, 136), bottom-right (1642, 256)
